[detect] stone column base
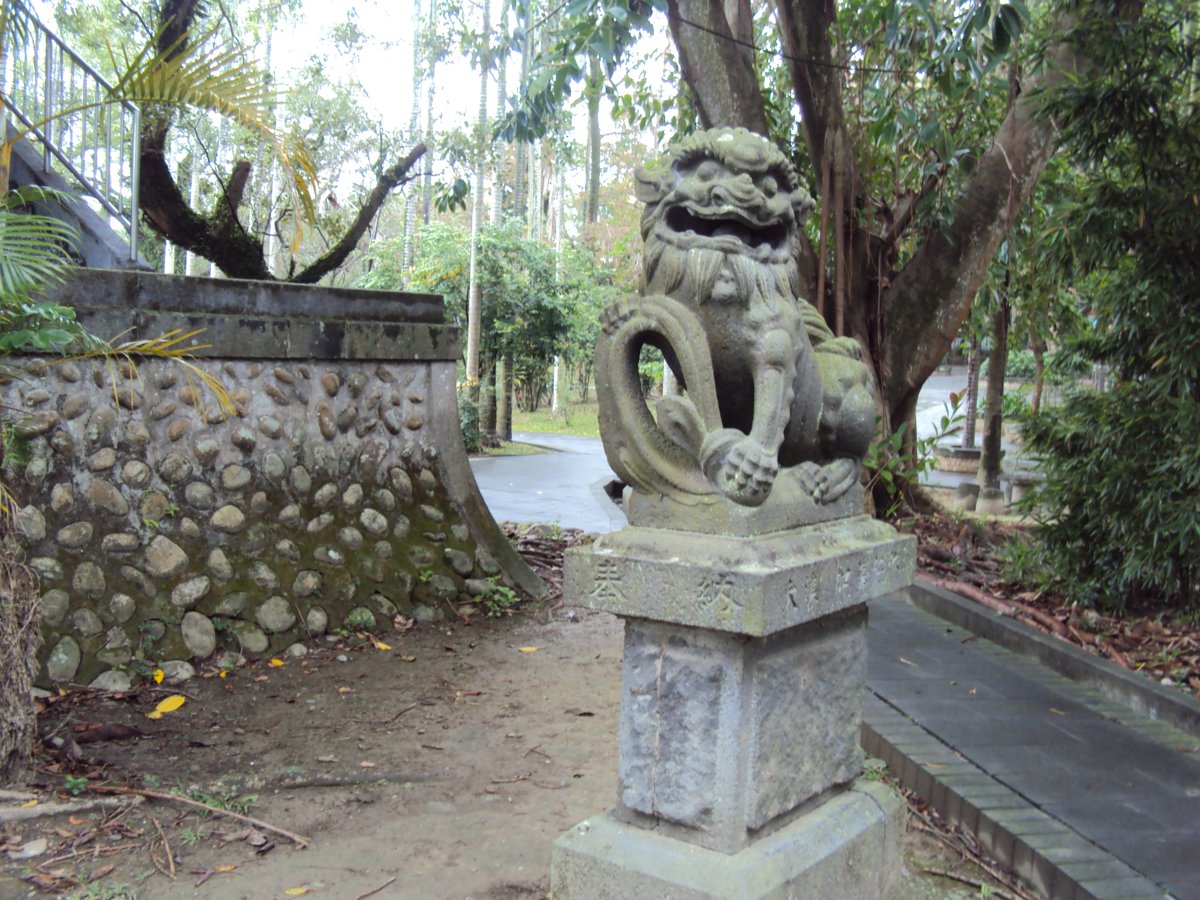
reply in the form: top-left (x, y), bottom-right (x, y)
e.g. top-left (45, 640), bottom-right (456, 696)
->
top-left (550, 779), bottom-right (905, 900)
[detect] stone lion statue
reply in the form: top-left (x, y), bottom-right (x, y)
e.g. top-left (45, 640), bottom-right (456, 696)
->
top-left (595, 128), bottom-right (875, 519)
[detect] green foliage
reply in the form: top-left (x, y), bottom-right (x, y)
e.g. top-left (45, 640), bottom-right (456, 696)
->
top-left (458, 392), bottom-right (483, 453)
top-left (865, 397), bottom-right (964, 516)
top-left (361, 221), bottom-right (603, 413)
top-left (63, 773), bottom-right (89, 796)
top-left (496, 0), bottom-right (657, 143)
top-left (1019, 0), bottom-right (1200, 611)
top-left (480, 577), bottom-right (521, 617)
top-left (1023, 387), bottom-right (1200, 611)
top-left (1000, 385), bottom-right (1031, 421)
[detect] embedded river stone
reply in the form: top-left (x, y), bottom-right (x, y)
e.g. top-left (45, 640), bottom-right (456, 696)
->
top-left (17, 505), bottom-right (46, 542)
top-left (211, 504), bottom-right (246, 533)
top-left (42, 590), bottom-right (70, 627)
top-left (46, 636), bottom-right (81, 682)
top-left (256, 596), bottom-right (297, 634)
top-left (181, 611), bottom-right (217, 658)
top-left (172, 575), bottom-right (211, 609)
top-left (85, 480), bottom-right (128, 516)
top-left (144, 535), bottom-right (189, 578)
top-left (57, 520), bottom-right (93, 549)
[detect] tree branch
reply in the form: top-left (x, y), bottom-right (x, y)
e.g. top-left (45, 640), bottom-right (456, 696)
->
top-left (665, 0), bottom-right (768, 134)
top-left (878, 77), bottom-right (1061, 411)
top-left (776, 0), bottom-right (845, 185)
top-left (293, 144), bottom-right (427, 285)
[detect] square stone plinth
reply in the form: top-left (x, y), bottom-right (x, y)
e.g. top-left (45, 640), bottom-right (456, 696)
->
top-left (551, 779), bottom-right (905, 900)
top-left (617, 610), bottom-right (867, 853)
top-left (565, 516), bottom-right (914, 636)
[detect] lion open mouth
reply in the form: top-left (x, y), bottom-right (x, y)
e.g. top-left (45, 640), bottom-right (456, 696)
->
top-left (664, 205), bottom-right (790, 254)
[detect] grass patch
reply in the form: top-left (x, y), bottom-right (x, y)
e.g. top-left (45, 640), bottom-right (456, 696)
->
top-left (512, 398), bottom-right (601, 439)
top-left (479, 441), bottom-right (548, 457)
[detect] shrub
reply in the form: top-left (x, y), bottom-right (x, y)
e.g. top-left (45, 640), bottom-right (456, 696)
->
top-left (458, 394), bottom-right (482, 453)
top-left (1022, 385), bottom-right (1200, 611)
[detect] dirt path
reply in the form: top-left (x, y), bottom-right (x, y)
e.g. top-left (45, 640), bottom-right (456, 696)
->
top-left (3, 601), bottom-right (1018, 899)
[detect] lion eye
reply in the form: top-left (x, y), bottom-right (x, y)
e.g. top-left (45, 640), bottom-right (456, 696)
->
top-left (695, 161), bottom-right (720, 182)
top-left (760, 175), bottom-right (778, 196)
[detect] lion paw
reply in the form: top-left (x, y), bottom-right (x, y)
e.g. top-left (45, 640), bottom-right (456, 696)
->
top-left (714, 437), bottom-right (779, 506)
top-left (797, 458), bottom-right (861, 504)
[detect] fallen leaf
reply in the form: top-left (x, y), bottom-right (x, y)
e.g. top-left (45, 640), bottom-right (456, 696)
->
top-left (285, 888), bottom-right (310, 896)
top-left (1049, 707), bottom-right (1069, 717)
top-left (337, 686), bottom-right (354, 694)
top-left (316, 754), bottom-right (337, 763)
top-left (394, 615), bottom-right (415, 632)
top-left (153, 668), bottom-right (164, 684)
top-left (253, 675), bottom-right (269, 683)
top-left (146, 694), bottom-right (186, 720)
top-left (518, 647), bottom-right (540, 653)
top-left (366, 634), bottom-right (392, 651)
top-left (359, 761), bottom-right (376, 769)
top-left (270, 659), bottom-right (285, 668)
top-left (86, 863), bottom-right (114, 882)
top-left (19, 800), bottom-right (37, 809)
top-left (399, 655), bottom-right (416, 663)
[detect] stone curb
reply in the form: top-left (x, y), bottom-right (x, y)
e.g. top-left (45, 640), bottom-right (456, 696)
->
top-left (909, 579), bottom-right (1200, 739)
top-left (860, 696), bottom-right (1166, 900)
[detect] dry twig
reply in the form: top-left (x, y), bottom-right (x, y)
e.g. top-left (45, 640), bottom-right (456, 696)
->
top-left (88, 785), bottom-right (310, 848)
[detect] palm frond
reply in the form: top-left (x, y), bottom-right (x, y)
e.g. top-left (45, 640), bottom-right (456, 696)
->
top-left (0, 211), bottom-right (78, 301)
top-left (1, 184), bottom-right (80, 211)
top-left (108, 31), bottom-right (317, 225)
top-left (0, 0), bottom-right (33, 58)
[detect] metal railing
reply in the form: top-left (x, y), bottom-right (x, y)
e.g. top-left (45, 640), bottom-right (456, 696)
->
top-left (2, 5), bottom-right (140, 261)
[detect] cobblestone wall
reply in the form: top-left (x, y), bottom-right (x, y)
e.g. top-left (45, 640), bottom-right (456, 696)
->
top-left (4, 270), bottom-right (541, 689)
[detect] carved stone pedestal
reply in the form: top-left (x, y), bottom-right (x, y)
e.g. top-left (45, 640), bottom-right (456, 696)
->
top-left (551, 517), bottom-right (914, 899)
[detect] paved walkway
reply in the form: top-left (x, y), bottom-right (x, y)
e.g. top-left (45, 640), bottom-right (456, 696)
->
top-left (470, 433), bottom-right (1200, 899)
top-left (868, 594), bottom-right (1200, 900)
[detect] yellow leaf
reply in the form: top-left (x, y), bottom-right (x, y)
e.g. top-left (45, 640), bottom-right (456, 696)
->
top-left (153, 668), bottom-right (164, 684)
top-left (518, 646), bottom-right (540, 653)
top-left (146, 694), bottom-right (186, 719)
top-left (270, 658), bottom-right (285, 667)
top-left (399, 655), bottom-right (416, 663)
top-left (219, 670), bottom-right (228, 678)
top-left (285, 889), bottom-right (310, 896)
top-left (367, 635), bottom-right (393, 650)
top-left (20, 799), bottom-right (37, 809)
top-left (215, 865), bottom-right (237, 873)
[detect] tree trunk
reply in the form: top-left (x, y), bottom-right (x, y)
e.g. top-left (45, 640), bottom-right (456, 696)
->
top-left (585, 56), bottom-right (602, 226)
top-left (963, 335), bottom-right (980, 450)
top-left (465, 0), bottom-right (491, 394)
top-left (481, 356), bottom-right (498, 442)
top-left (402, 0), bottom-right (423, 284)
top-left (498, 354), bottom-right (514, 441)
top-left (978, 291), bottom-right (1010, 490)
top-left (1030, 335), bottom-right (1045, 417)
top-left (0, 535), bottom-right (40, 784)
top-left (422, 0), bottom-right (437, 225)
top-left (665, 0), bottom-right (768, 134)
